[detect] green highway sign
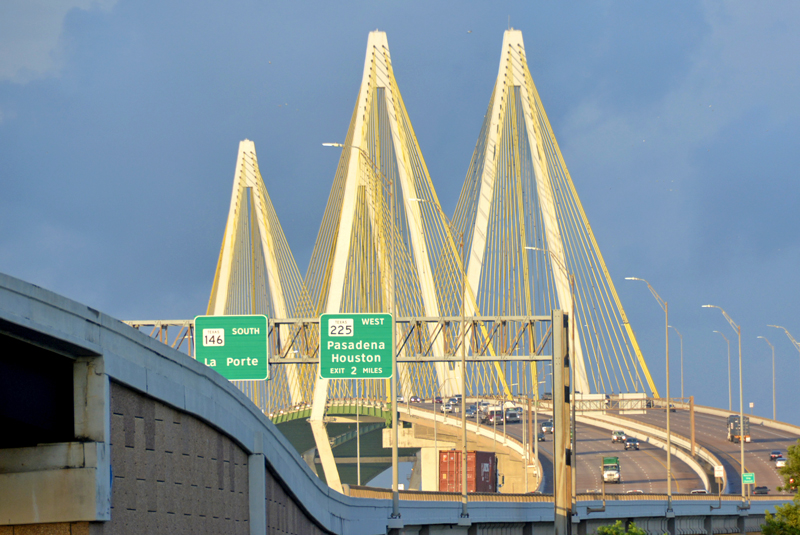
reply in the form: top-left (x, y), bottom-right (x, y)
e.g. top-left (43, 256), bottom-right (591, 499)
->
top-left (319, 313), bottom-right (393, 379)
top-left (742, 472), bottom-right (756, 485)
top-left (194, 315), bottom-right (269, 381)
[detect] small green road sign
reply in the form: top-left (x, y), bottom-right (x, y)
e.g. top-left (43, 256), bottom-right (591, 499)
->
top-left (319, 313), bottom-right (393, 379)
top-left (194, 315), bottom-right (269, 381)
top-left (742, 472), bottom-right (756, 485)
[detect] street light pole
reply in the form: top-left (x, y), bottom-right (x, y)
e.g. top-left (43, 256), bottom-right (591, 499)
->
top-left (323, 142), bottom-right (398, 518)
top-left (626, 277), bottom-right (671, 511)
top-left (460, 231), bottom-right (468, 519)
top-left (527, 246), bottom-right (577, 513)
top-left (768, 325), bottom-right (800, 377)
top-left (668, 325), bottom-right (684, 399)
top-left (757, 336), bottom-right (775, 420)
top-left (704, 305), bottom-right (745, 506)
top-left (713, 331), bottom-right (732, 411)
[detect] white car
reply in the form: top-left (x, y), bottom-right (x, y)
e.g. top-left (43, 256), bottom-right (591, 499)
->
top-left (441, 403), bottom-right (459, 414)
top-left (776, 457), bottom-right (787, 468)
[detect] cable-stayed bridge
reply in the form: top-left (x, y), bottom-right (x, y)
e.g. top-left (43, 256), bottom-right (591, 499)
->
top-left (123, 30), bottom-right (800, 520)
top-left (3, 27), bottom-right (795, 535)
top-left (200, 29), bottom-right (655, 409)
top-left (123, 28), bottom-right (669, 497)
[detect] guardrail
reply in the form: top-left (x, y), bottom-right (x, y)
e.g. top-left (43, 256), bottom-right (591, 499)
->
top-left (344, 486), bottom-right (789, 503)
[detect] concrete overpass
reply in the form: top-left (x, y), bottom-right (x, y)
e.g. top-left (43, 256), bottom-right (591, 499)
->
top-left (0, 271), bottom-right (794, 534)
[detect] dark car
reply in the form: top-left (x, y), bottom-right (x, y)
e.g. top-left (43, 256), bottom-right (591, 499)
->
top-left (770, 450), bottom-right (783, 461)
top-left (625, 437), bottom-right (639, 451)
top-left (482, 409), bottom-right (504, 424)
top-left (537, 432), bottom-right (546, 442)
top-left (433, 396), bottom-right (443, 404)
top-left (465, 405), bottom-right (478, 418)
top-left (753, 486), bottom-right (770, 495)
top-left (624, 436), bottom-right (640, 450)
top-left (542, 392), bottom-right (553, 401)
top-left (409, 396), bottom-right (423, 403)
top-left (669, 404), bottom-right (677, 412)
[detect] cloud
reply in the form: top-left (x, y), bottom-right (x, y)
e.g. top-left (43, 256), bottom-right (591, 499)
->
top-left (0, 0), bottom-right (116, 83)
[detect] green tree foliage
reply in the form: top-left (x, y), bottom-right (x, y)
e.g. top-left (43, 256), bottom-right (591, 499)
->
top-left (762, 439), bottom-right (800, 535)
top-left (762, 496), bottom-right (800, 535)
top-left (596, 520), bottom-right (647, 535)
top-left (778, 439), bottom-right (800, 493)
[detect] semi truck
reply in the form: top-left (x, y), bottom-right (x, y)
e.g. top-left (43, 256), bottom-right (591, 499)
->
top-left (726, 415), bottom-right (751, 443)
top-left (602, 456), bottom-right (621, 483)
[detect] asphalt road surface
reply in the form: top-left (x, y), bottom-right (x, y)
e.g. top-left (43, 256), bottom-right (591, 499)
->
top-left (626, 408), bottom-right (800, 496)
top-left (410, 402), bottom-right (704, 494)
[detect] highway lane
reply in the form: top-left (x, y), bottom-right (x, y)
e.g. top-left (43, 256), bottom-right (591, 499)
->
top-left (411, 402), bottom-right (703, 494)
top-left (625, 408), bottom-right (800, 495)
top-left (508, 418), bottom-right (704, 495)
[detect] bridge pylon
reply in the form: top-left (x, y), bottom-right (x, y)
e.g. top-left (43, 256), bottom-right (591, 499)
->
top-left (207, 139), bottom-right (312, 407)
top-left (452, 29), bottom-right (658, 397)
top-left (304, 30), bottom-right (480, 491)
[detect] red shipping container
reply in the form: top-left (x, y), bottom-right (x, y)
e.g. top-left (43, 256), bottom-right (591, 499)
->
top-left (438, 450), bottom-right (497, 493)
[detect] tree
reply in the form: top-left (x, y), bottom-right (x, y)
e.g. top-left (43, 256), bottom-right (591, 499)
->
top-left (778, 439), bottom-right (800, 493)
top-left (596, 520), bottom-right (648, 535)
top-left (761, 439), bottom-right (800, 535)
top-left (762, 496), bottom-right (800, 535)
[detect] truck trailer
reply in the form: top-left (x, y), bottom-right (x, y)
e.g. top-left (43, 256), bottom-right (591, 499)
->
top-left (726, 415), bottom-right (751, 443)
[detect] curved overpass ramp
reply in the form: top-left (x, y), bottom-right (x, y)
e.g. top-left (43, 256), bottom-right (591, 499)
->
top-left (0, 272), bottom-right (792, 535)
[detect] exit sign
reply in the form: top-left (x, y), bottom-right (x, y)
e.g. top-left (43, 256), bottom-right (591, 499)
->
top-left (194, 315), bottom-right (269, 381)
top-left (319, 313), bottom-right (393, 379)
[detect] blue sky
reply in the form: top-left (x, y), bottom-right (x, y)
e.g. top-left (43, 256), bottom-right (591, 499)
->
top-left (1, 1), bottom-right (799, 424)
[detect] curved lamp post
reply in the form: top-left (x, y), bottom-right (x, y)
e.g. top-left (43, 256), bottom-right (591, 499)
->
top-left (768, 325), bottom-right (800, 377)
top-left (703, 304), bottom-right (746, 506)
top-left (626, 277), bottom-right (672, 510)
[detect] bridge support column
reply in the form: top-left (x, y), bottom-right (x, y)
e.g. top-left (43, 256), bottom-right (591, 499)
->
top-left (248, 453), bottom-right (267, 535)
top-left (552, 309), bottom-right (572, 535)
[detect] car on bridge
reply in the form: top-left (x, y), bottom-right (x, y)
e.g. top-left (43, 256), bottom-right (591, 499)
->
top-left (537, 432), bottom-right (546, 442)
top-left (776, 457), bottom-right (787, 468)
top-left (465, 405), bottom-right (478, 418)
top-left (504, 409), bottom-right (520, 424)
top-left (410, 396), bottom-right (423, 403)
top-left (624, 436), bottom-right (640, 450)
top-left (542, 392), bottom-right (553, 401)
top-left (770, 450), bottom-right (782, 461)
top-left (481, 409), bottom-right (503, 424)
top-left (441, 403), bottom-right (458, 414)
top-left (611, 430), bottom-right (626, 443)
top-left (690, 489), bottom-right (708, 494)
top-left (432, 396), bottom-right (442, 404)
top-left (754, 486), bottom-right (770, 495)
top-left (541, 420), bottom-right (554, 434)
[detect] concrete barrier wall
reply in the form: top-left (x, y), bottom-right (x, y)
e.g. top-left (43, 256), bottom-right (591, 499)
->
top-left (0, 273), bottom-right (792, 535)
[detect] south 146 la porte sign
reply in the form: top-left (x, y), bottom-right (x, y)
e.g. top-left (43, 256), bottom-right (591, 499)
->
top-left (194, 315), bottom-right (269, 381)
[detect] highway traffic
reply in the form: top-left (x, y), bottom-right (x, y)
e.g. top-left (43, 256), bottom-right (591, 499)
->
top-left (627, 408), bottom-right (799, 495)
top-left (408, 401), bottom-right (705, 494)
